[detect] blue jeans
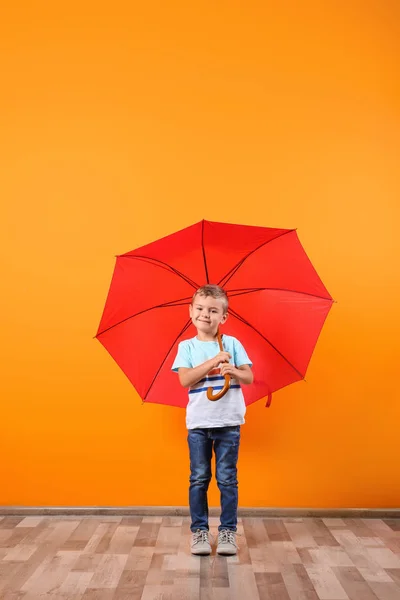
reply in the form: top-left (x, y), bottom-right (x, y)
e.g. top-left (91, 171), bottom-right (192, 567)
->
top-left (187, 426), bottom-right (240, 532)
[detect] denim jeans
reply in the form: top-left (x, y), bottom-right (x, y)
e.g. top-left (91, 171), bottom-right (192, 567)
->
top-left (187, 426), bottom-right (240, 532)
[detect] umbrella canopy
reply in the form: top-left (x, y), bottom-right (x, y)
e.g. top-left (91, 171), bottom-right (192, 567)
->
top-left (96, 220), bottom-right (333, 407)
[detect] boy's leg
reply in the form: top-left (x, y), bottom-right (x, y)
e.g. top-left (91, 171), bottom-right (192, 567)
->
top-left (213, 426), bottom-right (240, 532)
top-left (187, 428), bottom-right (212, 532)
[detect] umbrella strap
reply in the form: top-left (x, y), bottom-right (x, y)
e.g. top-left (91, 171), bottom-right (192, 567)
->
top-left (265, 388), bottom-right (272, 408)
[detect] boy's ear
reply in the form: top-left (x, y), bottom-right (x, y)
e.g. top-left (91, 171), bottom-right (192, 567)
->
top-left (221, 312), bottom-right (228, 324)
top-left (189, 304), bottom-right (193, 317)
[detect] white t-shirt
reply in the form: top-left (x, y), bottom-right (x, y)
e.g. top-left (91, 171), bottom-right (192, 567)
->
top-left (171, 335), bottom-right (252, 430)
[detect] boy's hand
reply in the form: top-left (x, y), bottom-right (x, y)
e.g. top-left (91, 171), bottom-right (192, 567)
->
top-left (221, 362), bottom-right (253, 384)
top-left (213, 351), bottom-right (231, 368)
top-left (220, 363), bottom-right (237, 377)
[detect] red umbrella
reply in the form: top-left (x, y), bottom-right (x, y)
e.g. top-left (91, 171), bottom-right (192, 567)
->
top-left (96, 220), bottom-right (333, 408)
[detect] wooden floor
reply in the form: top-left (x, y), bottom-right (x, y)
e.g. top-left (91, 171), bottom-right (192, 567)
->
top-left (0, 515), bottom-right (399, 600)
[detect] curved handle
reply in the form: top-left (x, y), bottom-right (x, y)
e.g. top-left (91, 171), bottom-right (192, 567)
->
top-left (207, 373), bottom-right (231, 401)
top-left (206, 331), bottom-right (231, 401)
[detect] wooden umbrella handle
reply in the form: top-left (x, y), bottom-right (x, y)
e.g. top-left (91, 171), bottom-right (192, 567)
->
top-left (206, 331), bottom-right (231, 401)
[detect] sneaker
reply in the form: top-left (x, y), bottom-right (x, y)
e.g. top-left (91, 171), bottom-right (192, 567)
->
top-left (217, 529), bottom-right (238, 555)
top-left (191, 529), bottom-right (211, 555)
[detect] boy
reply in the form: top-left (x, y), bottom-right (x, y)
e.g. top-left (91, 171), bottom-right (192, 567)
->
top-left (172, 284), bottom-right (253, 556)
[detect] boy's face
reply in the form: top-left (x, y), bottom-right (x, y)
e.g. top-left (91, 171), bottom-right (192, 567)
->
top-left (189, 293), bottom-right (228, 335)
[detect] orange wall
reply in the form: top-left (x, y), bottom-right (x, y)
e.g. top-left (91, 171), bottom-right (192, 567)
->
top-left (1, 1), bottom-right (399, 507)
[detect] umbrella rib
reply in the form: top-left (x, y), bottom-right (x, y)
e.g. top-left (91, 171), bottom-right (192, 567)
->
top-left (202, 220), bottom-right (210, 284)
top-left (143, 318), bottom-right (193, 400)
top-left (96, 296), bottom-right (193, 337)
top-left (228, 307), bottom-right (305, 380)
top-left (119, 254), bottom-right (200, 290)
top-left (226, 287), bottom-right (333, 301)
top-left (217, 229), bottom-right (295, 288)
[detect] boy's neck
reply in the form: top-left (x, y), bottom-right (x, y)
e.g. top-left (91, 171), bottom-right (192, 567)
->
top-left (196, 330), bottom-right (219, 342)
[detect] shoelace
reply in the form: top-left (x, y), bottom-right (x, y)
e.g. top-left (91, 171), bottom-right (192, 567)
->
top-left (192, 529), bottom-right (213, 546)
top-left (218, 529), bottom-right (238, 547)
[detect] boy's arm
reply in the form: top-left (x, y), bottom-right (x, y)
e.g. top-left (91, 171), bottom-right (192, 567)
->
top-left (177, 351), bottom-right (231, 388)
top-left (178, 360), bottom-right (215, 388)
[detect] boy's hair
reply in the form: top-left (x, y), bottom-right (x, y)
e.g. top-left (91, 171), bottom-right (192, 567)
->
top-left (192, 284), bottom-right (229, 314)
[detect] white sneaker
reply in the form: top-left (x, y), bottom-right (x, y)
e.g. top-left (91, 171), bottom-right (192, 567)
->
top-left (191, 529), bottom-right (211, 555)
top-left (217, 529), bottom-right (238, 555)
